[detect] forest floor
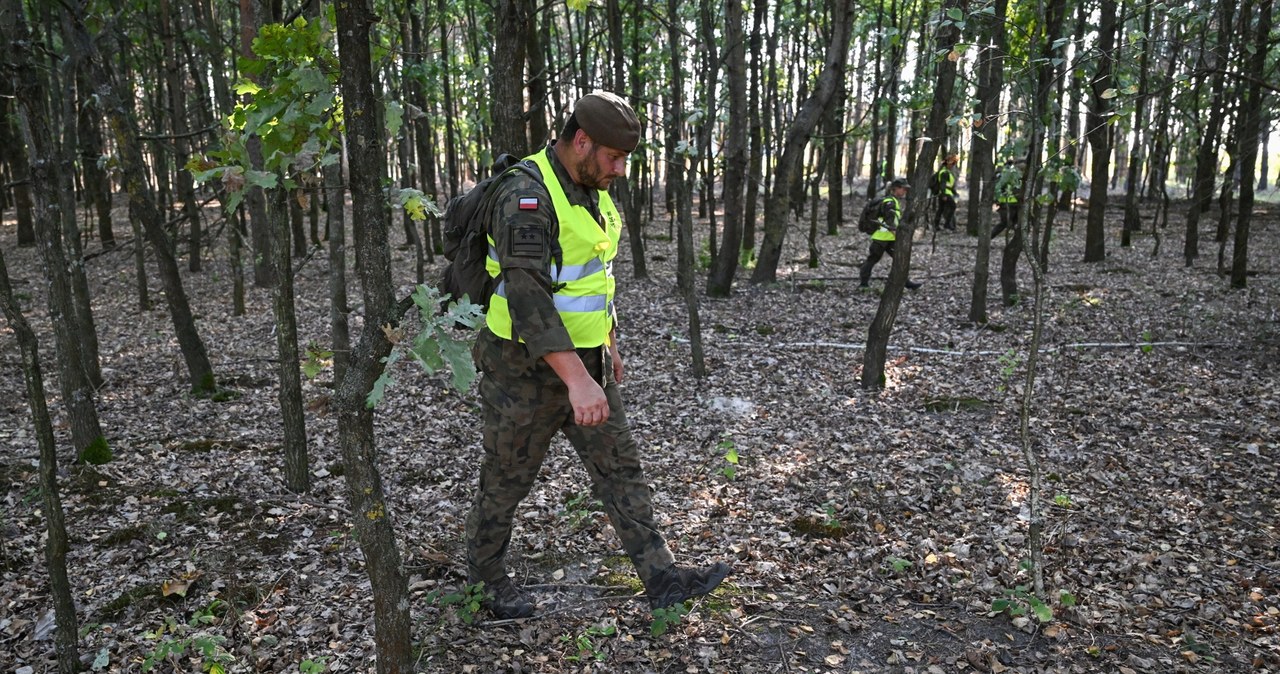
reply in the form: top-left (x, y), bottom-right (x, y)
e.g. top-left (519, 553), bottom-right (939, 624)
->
top-left (1, 191), bottom-right (1278, 674)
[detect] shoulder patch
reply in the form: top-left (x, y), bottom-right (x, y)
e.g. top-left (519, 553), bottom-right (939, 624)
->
top-left (518, 197), bottom-right (539, 210)
top-left (510, 225), bottom-right (546, 258)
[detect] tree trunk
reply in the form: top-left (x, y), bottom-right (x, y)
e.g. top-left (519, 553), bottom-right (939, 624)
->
top-left (161, 0), bottom-right (204, 271)
top-left (609, 0), bottom-right (647, 280)
top-left (326, 159), bottom-right (351, 387)
top-left (268, 188), bottom-right (311, 493)
top-left (1, 98), bottom-right (37, 246)
top-left (824, 87), bottom-right (844, 236)
top-left (863, 0), bottom-right (959, 389)
top-left (63, 3), bottom-right (219, 397)
top-left (1185, 0), bottom-right (1234, 266)
top-left (241, 0), bottom-right (274, 287)
top-left (334, 1), bottom-right (413, 669)
top-left (967, 0), bottom-right (1007, 325)
top-left (708, 0), bottom-right (747, 297)
top-left (1230, 0), bottom-right (1270, 289)
top-left (1120, 2), bottom-right (1154, 247)
top-left (668, 0), bottom-right (705, 377)
top-left (76, 72), bottom-right (115, 250)
top-left (0, 249), bottom-right (80, 674)
top-left (6, 0), bottom-right (108, 462)
top-left (742, 0), bottom-right (767, 255)
top-left (751, 0), bottom-right (853, 285)
top-left (492, 0), bottom-right (530, 156)
top-left (1083, 0), bottom-right (1117, 263)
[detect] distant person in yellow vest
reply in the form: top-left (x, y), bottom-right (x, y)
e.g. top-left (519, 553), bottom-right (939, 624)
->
top-left (931, 153), bottom-right (960, 231)
top-left (992, 159), bottom-right (1022, 237)
top-left (858, 177), bottom-right (923, 290)
top-left (465, 91), bottom-right (730, 620)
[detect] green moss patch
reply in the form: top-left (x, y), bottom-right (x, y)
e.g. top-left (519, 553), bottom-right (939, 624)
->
top-left (790, 515), bottom-right (847, 540)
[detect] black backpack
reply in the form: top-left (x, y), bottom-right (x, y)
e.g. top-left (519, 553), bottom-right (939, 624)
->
top-left (857, 197), bottom-right (885, 235)
top-left (927, 169), bottom-right (943, 195)
top-left (438, 153), bottom-right (541, 310)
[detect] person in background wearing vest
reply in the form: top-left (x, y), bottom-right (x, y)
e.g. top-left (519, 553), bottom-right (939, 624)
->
top-left (465, 91), bottom-right (731, 620)
top-left (931, 153), bottom-right (960, 232)
top-left (992, 159), bottom-right (1022, 237)
top-left (859, 177), bottom-right (923, 290)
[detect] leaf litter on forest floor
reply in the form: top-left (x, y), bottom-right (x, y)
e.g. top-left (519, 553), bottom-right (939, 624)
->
top-left (1, 200), bottom-right (1278, 672)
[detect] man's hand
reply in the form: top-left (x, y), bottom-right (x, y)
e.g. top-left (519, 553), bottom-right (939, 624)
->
top-left (567, 381), bottom-right (609, 426)
top-left (544, 350), bottom-right (609, 426)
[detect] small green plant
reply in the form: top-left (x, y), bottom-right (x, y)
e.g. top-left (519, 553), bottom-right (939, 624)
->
top-left (425, 581), bottom-right (489, 625)
top-left (718, 438), bottom-right (739, 481)
top-left (996, 348), bottom-right (1020, 392)
top-left (559, 624), bottom-right (617, 662)
top-left (698, 241), bottom-right (712, 270)
top-left (886, 556), bottom-right (913, 574)
top-left (559, 489), bottom-right (603, 529)
top-left (650, 603), bottom-right (688, 637)
top-left (138, 598), bottom-right (234, 672)
top-left (821, 502), bottom-right (841, 529)
top-left (990, 585), bottom-right (1074, 623)
top-left (302, 341), bottom-right (333, 379)
top-left (1139, 330), bottom-right (1154, 354)
top-left (299, 656), bottom-right (328, 673)
top-left (1053, 493), bottom-right (1072, 508)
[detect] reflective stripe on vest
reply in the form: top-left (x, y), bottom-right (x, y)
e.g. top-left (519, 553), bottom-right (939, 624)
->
top-left (486, 149), bottom-right (621, 348)
top-left (872, 196), bottom-right (900, 241)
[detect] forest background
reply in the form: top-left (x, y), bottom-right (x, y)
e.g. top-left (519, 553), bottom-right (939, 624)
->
top-left (0, 0), bottom-right (1277, 672)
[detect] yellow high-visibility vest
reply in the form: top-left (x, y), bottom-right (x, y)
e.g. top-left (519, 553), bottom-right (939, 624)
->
top-left (486, 149), bottom-right (621, 348)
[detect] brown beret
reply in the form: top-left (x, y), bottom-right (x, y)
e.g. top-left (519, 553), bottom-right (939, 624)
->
top-left (572, 91), bottom-right (641, 153)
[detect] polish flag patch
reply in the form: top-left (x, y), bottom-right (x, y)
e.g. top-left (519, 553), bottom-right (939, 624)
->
top-left (518, 197), bottom-right (539, 210)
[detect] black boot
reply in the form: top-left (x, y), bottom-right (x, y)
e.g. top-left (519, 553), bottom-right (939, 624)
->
top-left (645, 562), bottom-right (732, 609)
top-left (476, 575), bottom-right (534, 619)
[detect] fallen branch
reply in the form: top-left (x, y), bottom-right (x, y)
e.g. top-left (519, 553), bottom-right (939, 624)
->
top-left (671, 336), bottom-right (1227, 356)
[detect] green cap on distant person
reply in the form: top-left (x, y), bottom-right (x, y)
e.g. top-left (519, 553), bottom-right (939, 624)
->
top-left (571, 91), bottom-right (641, 153)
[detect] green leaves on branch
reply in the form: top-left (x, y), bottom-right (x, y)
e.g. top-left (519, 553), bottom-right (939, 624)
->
top-left (188, 15), bottom-right (342, 213)
top-left (366, 285), bottom-right (484, 409)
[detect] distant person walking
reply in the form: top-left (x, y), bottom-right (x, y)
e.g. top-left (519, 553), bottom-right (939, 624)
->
top-left (992, 159), bottom-right (1022, 237)
top-left (859, 177), bottom-right (922, 290)
top-left (931, 153), bottom-right (959, 232)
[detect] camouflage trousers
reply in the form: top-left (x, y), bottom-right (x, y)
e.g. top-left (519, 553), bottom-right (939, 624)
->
top-left (465, 330), bottom-right (675, 586)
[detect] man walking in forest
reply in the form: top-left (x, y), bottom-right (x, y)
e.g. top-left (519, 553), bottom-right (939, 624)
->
top-left (931, 153), bottom-right (960, 231)
top-left (464, 91), bottom-right (731, 620)
top-left (859, 177), bottom-right (923, 290)
top-left (992, 159), bottom-right (1022, 237)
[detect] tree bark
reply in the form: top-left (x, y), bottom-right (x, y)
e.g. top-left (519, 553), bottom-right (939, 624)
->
top-left (492, 0), bottom-right (530, 156)
top-left (751, 0), bottom-right (853, 285)
top-left (1185, 0), bottom-right (1234, 266)
top-left (1230, 0), bottom-right (1270, 289)
top-left (708, 0), bottom-right (748, 297)
top-left (6, 0), bottom-right (108, 461)
top-left (0, 249), bottom-right (80, 674)
top-left (863, 0), bottom-right (960, 389)
top-left (76, 72), bottom-right (115, 250)
top-left (161, 0), bottom-right (204, 271)
top-left (967, 0), bottom-right (1007, 325)
top-left (0, 98), bottom-right (37, 246)
top-left (668, 0), bottom-right (705, 377)
top-left (334, 1), bottom-right (413, 669)
top-left (63, 2), bottom-right (219, 397)
top-left (1083, 0), bottom-right (1117, 263)
top-left (268, 188), bottom-right (311, 493)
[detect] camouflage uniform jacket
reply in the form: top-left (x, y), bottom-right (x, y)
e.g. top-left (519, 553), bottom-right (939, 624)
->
top-left (483, 144), bottom-right (618, 361)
